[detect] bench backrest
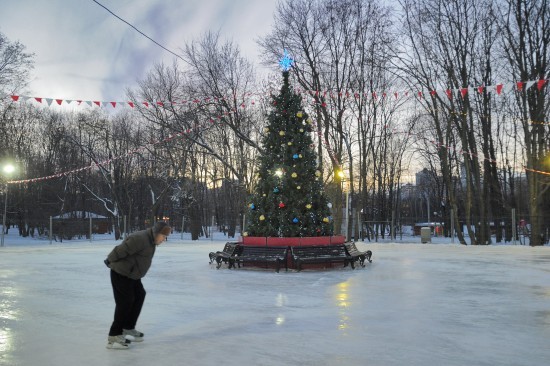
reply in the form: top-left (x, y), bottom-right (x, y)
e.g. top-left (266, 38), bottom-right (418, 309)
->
top-left (291, 245), bottom-right (347, 258)
top-left (223, 242), bottom-right (241, 254)
top-left (239, 245), bottom-right (288, 258)
top-left (344, 242), bottom-right (360, 253)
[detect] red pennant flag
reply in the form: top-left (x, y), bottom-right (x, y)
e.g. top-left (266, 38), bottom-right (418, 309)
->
top-left (394, 92), bottom-right (398, 99)
top-left (143, 102), bottom-right (149, 107)
top-left (372, 92), bottom-right (377, 99)
top-left (496, 84), bottom-right (503, 95)
top-left (128, 102), bottom-right (134, 108)
top-left (321, 102), bottom-right (327, 107)
top-left (77, 100), bottom-right (82, 105)
top-left (460, 88), bottom-right (468, 98)
top-left (537, 79), bottom-right (547, 90)
top-left (110, 102), bottom-right (116, 108)
top-left (35, 97), bottom-right (43, 103)
top-left (418, 91), bottom-right (423, 98)
top-left (477, 86), bottom-right (484, 94)
top-left (93, 101), bottom-right (100, 107)
top-left (446, 89), bottom-right (452, 99)
top-left (11, 95), bottom-right (19, 101)
top-left (56, 99), bottom-right (63, 105)
top-left (156, 101), bottom-right (164, 106)
top-left (430, 90), bottom-right (437, 96)
top-left (516, 81), bottom-right (524, 91)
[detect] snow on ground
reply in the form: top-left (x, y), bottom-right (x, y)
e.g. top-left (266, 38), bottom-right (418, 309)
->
top-left (0, 231), bottom-right (549, 366)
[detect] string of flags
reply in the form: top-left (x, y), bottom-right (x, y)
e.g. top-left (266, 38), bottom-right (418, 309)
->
top-left (2, 79), bottom-right (548, 109)
top-left (3, 77), bottom-right (549, 184)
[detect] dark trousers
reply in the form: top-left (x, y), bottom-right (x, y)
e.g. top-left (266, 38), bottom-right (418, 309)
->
top-left (108, 270), bottom-right (146, 336)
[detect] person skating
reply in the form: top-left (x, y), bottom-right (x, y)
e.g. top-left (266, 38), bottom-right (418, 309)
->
top-left (104, 221), bottom-right (171, 349)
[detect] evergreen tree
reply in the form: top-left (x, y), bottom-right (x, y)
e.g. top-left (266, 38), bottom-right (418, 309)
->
top-left (245, 70), bottom-right (333, 237)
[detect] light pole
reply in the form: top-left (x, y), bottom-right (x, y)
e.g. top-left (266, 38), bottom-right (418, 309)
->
top-left (338, 170), bottom-right (350, 241)
top-left (1, 163), bottom-right (15, 247)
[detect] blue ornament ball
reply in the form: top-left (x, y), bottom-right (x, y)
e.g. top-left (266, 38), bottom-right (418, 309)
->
top-left (293, 154), bottom-right (299, 159)
top-left (292, 217), bottom-right (299, 223)
top-left (273, 187), bottom-right (280, 193)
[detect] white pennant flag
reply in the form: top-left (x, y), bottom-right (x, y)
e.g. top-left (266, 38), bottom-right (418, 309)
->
top-left (525, 80), bottom-right (536, 90)
top-left (45, 98), bottom-right (53, 106)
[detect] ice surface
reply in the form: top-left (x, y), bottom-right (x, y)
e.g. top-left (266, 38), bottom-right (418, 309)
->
top-left (0, 234), bottom-right (549, 366)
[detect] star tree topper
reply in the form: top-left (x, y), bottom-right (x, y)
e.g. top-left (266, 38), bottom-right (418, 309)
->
top-left (279, 50), bottom-right (294, 71)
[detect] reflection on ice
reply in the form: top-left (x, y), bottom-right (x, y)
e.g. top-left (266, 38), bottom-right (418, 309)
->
top-left (335, 281), bottom-right (350, 331)
top-left (0, 285), bottom-right (17, 355)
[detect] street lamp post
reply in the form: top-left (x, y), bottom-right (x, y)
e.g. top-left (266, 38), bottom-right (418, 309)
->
top-left (1, 163), bottom-right (15, 247)
top-left (337, 170), bottom-right (350, 241)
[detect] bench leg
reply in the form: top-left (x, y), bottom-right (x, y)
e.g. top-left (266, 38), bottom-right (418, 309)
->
top-left (216, 256), bottom-right (224, 269)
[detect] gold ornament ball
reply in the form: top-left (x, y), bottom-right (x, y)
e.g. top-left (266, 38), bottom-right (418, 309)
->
top-left (291, 172), bottom-right (298, 178)
top-left (243, 232), bottom-right (249, 237)
top-left (259, 215), bottom-right (266, 221)
top-left (323, 217), bottom-right (329, 223)
top-left (296, 186), bottom-right (301, 190)
top-left (297, 111), bottom-right (303, 118)
top-left (315, 170), bottom-right (321, 177)
top-left (306, 204), bottom-right (312, 209)
top-left (279, 131), bottom-right (285, 136)
top-left (288, 142), bottom-right (292, 146)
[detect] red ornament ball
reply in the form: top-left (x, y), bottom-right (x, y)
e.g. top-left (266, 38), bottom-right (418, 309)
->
top-left (278, 202), bottom-right (286, 209)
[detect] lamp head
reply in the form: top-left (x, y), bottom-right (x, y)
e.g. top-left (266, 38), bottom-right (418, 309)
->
top-left (3, 164), bottom-right (15, 175)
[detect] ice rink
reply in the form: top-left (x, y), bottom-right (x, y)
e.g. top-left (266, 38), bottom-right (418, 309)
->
top-left (1, 235), bottom-right (549, 366)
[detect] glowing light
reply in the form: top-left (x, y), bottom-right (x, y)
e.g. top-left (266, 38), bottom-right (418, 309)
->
top-left (3, 164), bottom-right (15, 175)
top-left (275, 169), bottom-right (283, 177)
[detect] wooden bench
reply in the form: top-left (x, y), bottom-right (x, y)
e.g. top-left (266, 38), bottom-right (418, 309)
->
top-left (291, 245), bottom-right (354, 271)
top-left (209, 242), bottom-right (241, 269)
top-left (344, 242), bottom-right (372, 267)
top-left (234, 245), bottom-right (289, 273)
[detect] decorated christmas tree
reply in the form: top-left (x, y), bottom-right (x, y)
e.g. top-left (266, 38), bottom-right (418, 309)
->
top-left (245, 53), bottom-right (333, 238)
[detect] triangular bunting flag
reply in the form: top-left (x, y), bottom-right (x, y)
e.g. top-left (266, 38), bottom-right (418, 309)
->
top-left (101, 102), bottom-right (108, 108)
top-left (537, 79), bottom-right (547, 90)
top-left (477, 86), bottom-right (484, 94)
top-left (85, 101), bottom-right (92, 107)
top-left (45, 98), bottom-right (53, 106)
top-left (525, 80), bottom-right (536, 89)
top-left (516, 81), bottom-right (524, 91)
top-left (11, 95), bottom-right (19, 101)
top-left (460, 88), bottom-right (468, 98)
top-left (35, 97), bottom-right (43, 103)
top-left (128, 102), bottom-right (134, 108)
top-left (55, 99), bottom-right (63, 105)
top-left (143, 102), bottom-right (149, 107)
top-left (496, 84), bottom-right (503, 95)
top-left (110, 102), bottom-right (117, 108)
top-left (21, 96), bottom-right (31, 103)
top-left (446, 89), bottom-right (452, 99)
top-left (93, 101), bottom-right (101, 107)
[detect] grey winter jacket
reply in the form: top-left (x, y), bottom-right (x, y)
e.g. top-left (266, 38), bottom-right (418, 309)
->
top-left (106, 229), bottom-right (157, 280)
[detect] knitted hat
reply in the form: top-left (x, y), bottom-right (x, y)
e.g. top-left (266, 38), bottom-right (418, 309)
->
top-left (153, 221), bottom-right (171, 236)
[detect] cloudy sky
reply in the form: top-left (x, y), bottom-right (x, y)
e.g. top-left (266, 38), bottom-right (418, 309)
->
top-left (0, 0), bottom-right (279, 102)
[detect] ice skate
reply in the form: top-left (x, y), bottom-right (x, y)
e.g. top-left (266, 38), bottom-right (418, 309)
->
top-left (123, 329), bottom-right (144, 342)
top-left (106, 335), bottom-right (131, 349)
